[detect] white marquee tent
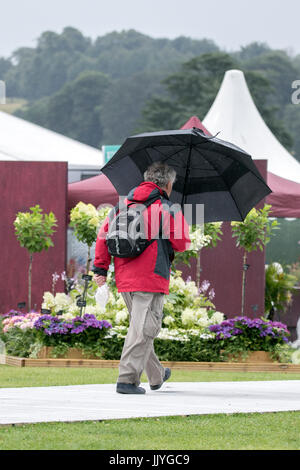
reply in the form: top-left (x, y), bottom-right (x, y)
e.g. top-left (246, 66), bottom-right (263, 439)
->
top-left (0, 110), bottom-right (103, 169)
top-left (203, 70), bottom-right (300, 184)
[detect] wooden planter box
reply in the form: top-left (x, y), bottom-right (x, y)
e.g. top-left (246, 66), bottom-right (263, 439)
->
top-left (36, 347), bottom-right (273, 363)
top-left (224, 351), bottom-right (273, 363)
top-left (37, 347), bottom-right (98, 360)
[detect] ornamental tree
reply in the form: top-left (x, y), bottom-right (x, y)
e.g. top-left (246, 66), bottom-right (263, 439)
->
top-left (14, 205), bottom-right (57, 311)
top-left (231, 204), bottom-right (279, 315)
top-left (69, 202), bottom-right (110, 273)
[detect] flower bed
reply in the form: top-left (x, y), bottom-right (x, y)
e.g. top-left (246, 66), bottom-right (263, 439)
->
top-left (0, 308), bottom-right (295, 363)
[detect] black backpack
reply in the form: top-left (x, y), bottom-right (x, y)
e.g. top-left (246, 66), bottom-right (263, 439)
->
top-left (106, 196), bottom-right (162, 258)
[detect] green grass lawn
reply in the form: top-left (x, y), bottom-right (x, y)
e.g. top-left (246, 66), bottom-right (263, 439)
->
top-left (0, 412), bottom-right (300, 450)
top-left (1, 364), bottom-right (300, 388)
top-left (1, 365), bottom-right (300, 450)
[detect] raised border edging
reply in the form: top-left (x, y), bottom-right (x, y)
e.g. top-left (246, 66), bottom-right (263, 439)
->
top-left (3, 356), bottom-right (300, 372)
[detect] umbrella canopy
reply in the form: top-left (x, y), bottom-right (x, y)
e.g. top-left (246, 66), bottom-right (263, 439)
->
top-left (101, 127), bottom-right (272, 223)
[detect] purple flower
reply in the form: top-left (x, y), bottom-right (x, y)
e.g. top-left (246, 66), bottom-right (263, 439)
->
top-left (199, 280), bottom-right (210, 293)
top-left (208, 315), bottom-right (290, 344)
top-left (33, 313), bottom-right (112, 337)
top-left (208, 288), bottom-right (215, 300)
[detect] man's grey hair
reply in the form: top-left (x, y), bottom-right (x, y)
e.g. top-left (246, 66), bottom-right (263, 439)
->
top-left (143, 161), bottom-right (176, 188)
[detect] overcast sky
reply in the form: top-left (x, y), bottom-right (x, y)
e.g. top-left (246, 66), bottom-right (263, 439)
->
top-left (0, 0), bottom-right (299, 57)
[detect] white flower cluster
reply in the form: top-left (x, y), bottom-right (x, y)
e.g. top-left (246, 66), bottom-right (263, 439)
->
top-left (189, 227), bottom-right (211, 252)
top-left (157, 328), bottom-right (215, 342)
top-left (291, 349), bottom-right (300, 365)
top-left (181, 307), bottom-right (224, 328)
top-left (104, 325), bottom-right (128, 339)
top-left (42, 292), bottom-right (72, 313)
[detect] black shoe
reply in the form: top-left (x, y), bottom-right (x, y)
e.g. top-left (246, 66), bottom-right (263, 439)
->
top-left (150, 368), bottom-right (171, 391)
top-left (116, 383), bottom-right (146, 394)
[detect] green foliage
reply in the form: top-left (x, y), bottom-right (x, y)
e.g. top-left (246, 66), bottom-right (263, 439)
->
top-left (287, 259), bottom-right (300, 286)
top-left (69, 202), bottom-right (101, 247)
top-left (140, 52), bottom-right (237, 131)
top-left (265, 262), bottom-right (297, 315)
top-left (204, 222), bottom-right (223, 248)
top-left (14, 204), bottom-right (57, 254)
top-left (266, 219), bottom-right (300, 265)
top-left (174, 224), bottom-right (212, 266)
top-left (4, 28), bottom-right (298, 158)
top-left (0, 319), bottom-right (38, 358)
top-left (231, 204), bottom-right (279, 253)
top-left (17, 71), bottom-right (111, 147)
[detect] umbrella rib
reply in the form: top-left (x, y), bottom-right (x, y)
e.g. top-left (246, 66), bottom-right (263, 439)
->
top-left (192, 145), bottom-right (245, 221)
top-left (150, 145), bottom-right (187, 164)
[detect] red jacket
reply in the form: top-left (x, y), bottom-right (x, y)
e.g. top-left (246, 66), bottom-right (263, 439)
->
top-left (92, 181), bottom-right (190, 294)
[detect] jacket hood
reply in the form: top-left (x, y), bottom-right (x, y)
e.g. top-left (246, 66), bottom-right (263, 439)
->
top-left (126, 181), bottom-right (168, 203)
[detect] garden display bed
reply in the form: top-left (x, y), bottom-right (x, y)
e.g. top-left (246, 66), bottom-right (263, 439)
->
top-left (4, 355), bottom-right (300, 372)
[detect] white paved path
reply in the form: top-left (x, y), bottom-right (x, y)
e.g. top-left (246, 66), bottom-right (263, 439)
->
top-left (0, 381), bottom-right (300, 425)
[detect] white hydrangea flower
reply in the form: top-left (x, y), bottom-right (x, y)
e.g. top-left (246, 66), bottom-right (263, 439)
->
top-left (210, 311), bottom-right (225, 324)
top-left (42, 291), bottom-right (55, 310)
top-left (61, 312), bottom-right (75, 321)
top-left (181, 308), bottom-right (197, 326)
top-left (115, 309), bottom-right (128, 324)
top-left (68, 304), bottom-right (80, 316)
top-left (196, 316), bottom-right (210, 327)
top-left (54, 293), bottom-right (72, 312)
top-left (116, 296), bottom-right (126, 309)
top-left (185, 280), bottom-right (198, 297)
top-left (163, 315), bottom-right (174, 326)
top-left (170, 276), bottom-right (186, 293)
top-left (291, 350), bottom-right (300, 365)
top-left (189, 227), bottom-right (211, 251)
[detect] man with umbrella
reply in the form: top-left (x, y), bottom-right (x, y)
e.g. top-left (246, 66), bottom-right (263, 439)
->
top-left (93, 161), bottom-right (191, 394)
top-left (93, 126), bottom-right (271, 394)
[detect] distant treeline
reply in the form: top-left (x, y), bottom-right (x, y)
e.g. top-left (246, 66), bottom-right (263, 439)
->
top-left (0, 27), bottom-right (300, 161)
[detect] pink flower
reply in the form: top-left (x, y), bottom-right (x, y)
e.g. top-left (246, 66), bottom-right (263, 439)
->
top-left (199, 280), bottom-right (210, 293)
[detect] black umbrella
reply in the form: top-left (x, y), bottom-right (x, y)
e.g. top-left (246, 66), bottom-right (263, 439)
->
top-left (101, 127), bottom-right (272, 224)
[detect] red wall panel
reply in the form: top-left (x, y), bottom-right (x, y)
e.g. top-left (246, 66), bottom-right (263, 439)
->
top-left (0, 161), bottom-right (67, 313)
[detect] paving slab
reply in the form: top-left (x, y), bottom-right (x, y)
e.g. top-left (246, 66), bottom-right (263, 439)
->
top-left (0, 381), bottom-right (300, 425)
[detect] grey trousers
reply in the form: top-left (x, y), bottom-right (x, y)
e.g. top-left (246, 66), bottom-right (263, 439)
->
top-left (117, 291), bottom-right (165, 387)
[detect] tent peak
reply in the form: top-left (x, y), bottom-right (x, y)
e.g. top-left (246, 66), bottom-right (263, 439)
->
top-left (203, 69), bottom-right (300, 184)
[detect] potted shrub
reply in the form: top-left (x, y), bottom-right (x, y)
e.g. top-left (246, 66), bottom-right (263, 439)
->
top-left (14, 205), bottom-right (57, 311)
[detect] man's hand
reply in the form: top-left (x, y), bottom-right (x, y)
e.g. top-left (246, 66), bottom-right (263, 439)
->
top-left (94, 274), bottom-right (107, 287)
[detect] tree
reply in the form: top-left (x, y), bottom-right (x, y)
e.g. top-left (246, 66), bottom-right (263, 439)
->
top-left (14, 205), bottom-right (57, 311)
top-left (140, 52), bottom-right (237, 131)
top-left (140, 52), bottom-right (294, 151)
top-left (17, 71), bottom-right (111, 147)
top-left (231, 205), bottom-right (279, 315)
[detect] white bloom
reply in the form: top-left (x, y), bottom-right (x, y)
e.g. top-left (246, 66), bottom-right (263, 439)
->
top-left (61, 312), bottom-right (75, 321)
top-left (272, 262), bottom-right (283, 275)
top-left (116, 296), bottom-right (126, 309)
top-left (210, 311), bottom-right (224, 324)
top-left (196, 314), bottom-right (210, 327)
top-left (115, 309), bottom-right (128, 324)
top-left (189, 227), bottom-right (211, 251)
top-left (199, 333), bottom-right (215, 340)
top-left (68, 304), bottom-right (80, 315)
top-left (42, 291), bottom-right (55, 310)
top-left (54, 293), bottom-right (72, 312)
top-left (185, 281), bottom-right (198, 297)
top-left (291, 350), bottom-right (300, 365)
top-left (170, 276), bottom-right (186, 293)
top-left (163, 315), bottom-right (174, 326)
top-left (181, 308), bottom-right (197, 326)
